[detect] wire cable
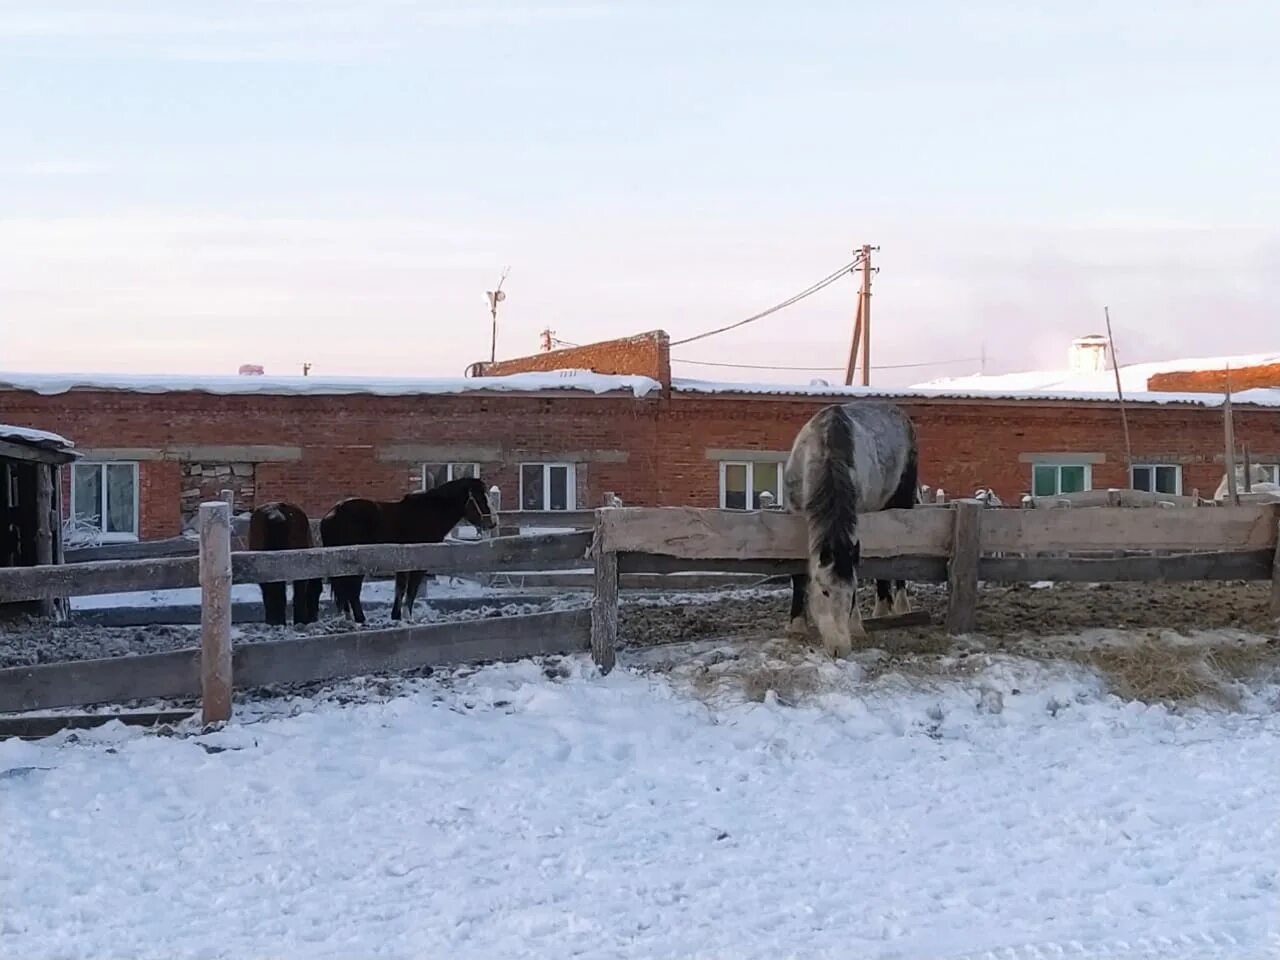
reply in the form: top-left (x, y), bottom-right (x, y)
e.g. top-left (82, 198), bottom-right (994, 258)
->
top-left (670, 356), bottom-right (984, 372)
top-left (667, 259), bottom-right (861, 347)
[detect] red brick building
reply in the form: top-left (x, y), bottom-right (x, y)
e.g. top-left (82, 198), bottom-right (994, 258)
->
top-left (1, 331), bottom-right (1278, 542)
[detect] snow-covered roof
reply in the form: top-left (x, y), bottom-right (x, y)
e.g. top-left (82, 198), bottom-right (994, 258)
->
top-left (0, 369), bottom-right (662, 400)
top-left (0, 422), bottom-right (75, 451)
top-left (910, 351), bottom-right (1280, 395)
top-left (670, 377), bottom-right (1280, 408)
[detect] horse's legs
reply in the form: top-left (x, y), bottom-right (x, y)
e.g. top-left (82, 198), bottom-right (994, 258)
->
top-left (403, 570), bottom-right (426, 622)
top-left (293, 578), bottom-right (322, 625)
top-left (786, 573), bottom-right (810, 638)
top-left (332, 575), bottom-right (365, 623)
top-left (391, 572), bottom-right (406, 621)
top-left (349, 575), bottom-right (366, 623)
top-left (261, 581), bottom-right (287, 627)
top-left (880, 450), bottom-right (921, 617)
top-left (872, 580), bottom-right (894, 618)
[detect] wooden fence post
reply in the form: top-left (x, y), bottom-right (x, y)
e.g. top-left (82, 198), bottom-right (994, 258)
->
top-left (945, 499), bottom-right (982, 635)
top-left (589, 509), bottom-right (618, 674)
top-left (199, 501), bottom-right (233, 724)
top-left (1271, 519), bottom-right (1280, 623)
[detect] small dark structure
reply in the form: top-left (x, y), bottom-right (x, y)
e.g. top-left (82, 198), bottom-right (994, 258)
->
top-left (0, 423), bottom-right (79, 620)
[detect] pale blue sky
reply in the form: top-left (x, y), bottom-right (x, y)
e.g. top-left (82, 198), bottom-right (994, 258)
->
top-left (2, 1), bottom-right (1278, 385)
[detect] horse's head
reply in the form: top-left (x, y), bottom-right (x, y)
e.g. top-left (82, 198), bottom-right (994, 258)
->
top-left (459, 478), bottom-right (498, 531)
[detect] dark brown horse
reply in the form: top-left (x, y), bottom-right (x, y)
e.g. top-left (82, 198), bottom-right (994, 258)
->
top-left (248, 501), bottom-right (323, 626)
top-left (319, 477), bottom-right (496, 623)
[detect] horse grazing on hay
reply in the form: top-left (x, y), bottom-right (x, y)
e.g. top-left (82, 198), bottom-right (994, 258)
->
top-left (248, 501), bottom-right (323, 627)
top-left (319, 477), bottom-right (497, 624)
top-left (783, 401), bottom-right (919, 658)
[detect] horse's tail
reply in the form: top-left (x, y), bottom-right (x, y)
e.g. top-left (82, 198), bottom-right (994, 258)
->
top-left (804, 405), bottom-right (859, 581)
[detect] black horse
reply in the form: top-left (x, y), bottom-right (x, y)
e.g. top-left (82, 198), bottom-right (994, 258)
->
top-left (319, 477), bottom-right (497, 623)
top-left (247, 501), bottom-right (323, 626)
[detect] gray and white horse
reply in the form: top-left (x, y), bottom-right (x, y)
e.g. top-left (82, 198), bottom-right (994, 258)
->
top-left (783, 401), bottom-right (919, 658)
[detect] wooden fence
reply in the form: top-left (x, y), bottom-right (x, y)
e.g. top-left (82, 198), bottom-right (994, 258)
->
top-left (2, 499), bottom-right (1279, 731)
top-left (585, 500), bottom-right (1280, 669)
top-left (0, 502), bottom-right (595, 723)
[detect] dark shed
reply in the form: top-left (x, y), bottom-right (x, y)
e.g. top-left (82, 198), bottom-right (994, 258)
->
top-left (0, 423), bottom-right (79, 619)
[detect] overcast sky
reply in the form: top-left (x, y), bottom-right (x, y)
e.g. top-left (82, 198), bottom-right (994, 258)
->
top-left (2, 1), bottom-right (1278, 387)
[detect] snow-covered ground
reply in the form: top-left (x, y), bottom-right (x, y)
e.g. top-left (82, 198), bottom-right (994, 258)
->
top-left (4, 649), bottom-right (1280, 960)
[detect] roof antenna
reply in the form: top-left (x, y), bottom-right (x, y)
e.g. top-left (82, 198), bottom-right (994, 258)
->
top-left (486, 267), bottom-right (510, 363)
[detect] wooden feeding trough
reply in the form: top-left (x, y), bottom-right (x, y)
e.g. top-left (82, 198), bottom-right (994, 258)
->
top-left (0, 423), bottom-right (79, 620)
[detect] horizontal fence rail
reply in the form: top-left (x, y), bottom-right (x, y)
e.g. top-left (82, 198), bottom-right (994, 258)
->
top-left (0, 608), bottom-right (592, 714)
top-left (0, 532), bottom-right (593, 604)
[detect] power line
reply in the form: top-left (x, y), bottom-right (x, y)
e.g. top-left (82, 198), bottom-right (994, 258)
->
top-left (668, 259), bottom-right (862, 348)
top-left (670, 356), bottom-right (984, 372)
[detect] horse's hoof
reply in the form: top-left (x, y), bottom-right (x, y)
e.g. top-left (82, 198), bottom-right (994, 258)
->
top-left (892, 593), bottom-right (911, 615)
top-left (871, 597), bottom-right (893, 618)
top-left (824, 639), bottom-right (853, 659)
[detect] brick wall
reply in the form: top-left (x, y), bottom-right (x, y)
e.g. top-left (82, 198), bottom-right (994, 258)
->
top-left (659, 394), bottom-right (1280, 505)
top-left (1146, 362), bottom-right (1280, 394)
top-left (4, 389), bottom-right (660, 538)
top-left (7, 383), bottom-right (1279, 542)
top-left (472, 330), bottom-right (671, 384)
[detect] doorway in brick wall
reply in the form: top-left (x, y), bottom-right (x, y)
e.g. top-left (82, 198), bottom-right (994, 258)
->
top-left (180, 461), bottom-right (256, 531)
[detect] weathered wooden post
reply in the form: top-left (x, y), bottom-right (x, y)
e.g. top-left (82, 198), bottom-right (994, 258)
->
top-left (220, 488), bottom-right (234, 511)
top-left (589, 508), bottom-right (618, 674)
top-left (1107, 488), bottom-right (1123, 508)
top-left (945, 499), bottom-right (982, 635)
top-left (199, 501), bottom-right (233, 724)
top-left (935, 488), bottom-right (946, 504)
top-left (1271, 519), bottom-right (1280, 623)
top-left (34, 464), bottom-right (55, 619)
top-left (757, 490), bottom-right (776, 510)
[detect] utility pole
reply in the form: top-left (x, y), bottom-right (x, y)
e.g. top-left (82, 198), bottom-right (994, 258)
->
top-left (842, 244), bottom-right (878, 386)
top-left (302, 362), bottom-right (311, 377)
top-left (486, 267), bottom-right (510, 363)
top-left (540, 328), bottom-right (554, 352)
top-left (859, 243), bottom-right (873, 387)
top-left (1103, 307), bottom-right (1132, 487)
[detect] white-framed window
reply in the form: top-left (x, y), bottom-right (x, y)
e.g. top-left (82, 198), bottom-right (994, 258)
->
top-left (1031, 462), bottom-right (1091, 497)
top-left (1257, 464), bottom-right (1280, 484)
top-left (71, 461), bottom-right (139, 541)
top-left (1131, 463), bottom-right (1182, 495)
top-left (421, 462), bottom-right (479, 491)
top-left (520, 462), bottom-right (575, 511)
top-left (719, 460), bottom-right (784, 510)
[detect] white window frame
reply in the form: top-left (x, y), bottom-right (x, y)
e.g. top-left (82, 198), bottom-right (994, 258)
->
top-left (719, 460), bottom-right (785, 510)
top-left (1031, 462), bottom-right (1092, 498)
top-left (1257, 464), bottom-right (1280, 485)
top-left (420, 462), bottom-right (480, 491)
top-left (1131, 463), bottom-right (1183, 496)
top-left (70, 461), bottom-right (140, 542)
top-left (519, 462), bottom-right (576, 511)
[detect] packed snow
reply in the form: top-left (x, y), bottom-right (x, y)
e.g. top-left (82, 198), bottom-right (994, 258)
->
top-left (912, 351), bottom-right (1280, 395)
top-left (3, 648), bottom-right (1280, 960)
top-left (671, 377), bottom-right (1280, 409)
top-left (0, 422), bottom-right (75, 450)
top-left (0, 368), bottom-right (661, 399)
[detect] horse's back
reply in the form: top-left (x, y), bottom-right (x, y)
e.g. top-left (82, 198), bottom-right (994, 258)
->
top-left (785, 401), bottom-right (916, 512)
top-left (320, 497), bottom-right (385, 546)
top-left (249, 500), bottom-right (311, 550)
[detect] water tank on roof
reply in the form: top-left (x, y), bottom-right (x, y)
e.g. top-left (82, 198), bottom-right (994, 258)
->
top-left (1068, 335), bottom-right (1109, 374)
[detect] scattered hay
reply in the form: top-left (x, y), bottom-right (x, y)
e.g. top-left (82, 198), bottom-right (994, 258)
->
top-left (1065, 636), bottom-right (1280, 709)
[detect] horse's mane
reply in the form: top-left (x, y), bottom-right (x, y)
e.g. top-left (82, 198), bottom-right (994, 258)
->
top-left (805, 405), bottom-right (859, 580)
